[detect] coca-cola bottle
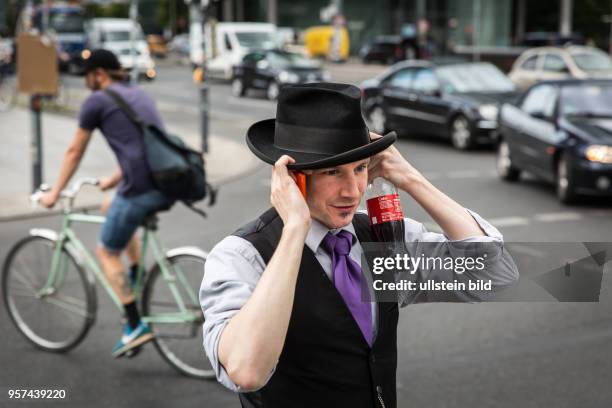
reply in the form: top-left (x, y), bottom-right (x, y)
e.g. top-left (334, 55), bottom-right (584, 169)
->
top-left (365, 178), bottom-right (406, 245)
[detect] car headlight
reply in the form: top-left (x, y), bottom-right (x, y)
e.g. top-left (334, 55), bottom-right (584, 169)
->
top-left (81, 49), bottom-right (91, 60)
top-left (478, 104), bottom-right (499, 121)
top-left (322, 71), bottom-right (331, 81)
top-left (278, 71), bottom-right (300, 83)
top-left (585, 145), bottom-right (612, 163)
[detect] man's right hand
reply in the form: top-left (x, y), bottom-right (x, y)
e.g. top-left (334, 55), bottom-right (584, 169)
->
top-left (98, 176), bottom-right (117, 191)
top-left (271, 155), bottom-right (311, 231)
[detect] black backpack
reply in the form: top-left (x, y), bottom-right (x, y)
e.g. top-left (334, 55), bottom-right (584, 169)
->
top-left (105, 88), bottom-right (216, 216)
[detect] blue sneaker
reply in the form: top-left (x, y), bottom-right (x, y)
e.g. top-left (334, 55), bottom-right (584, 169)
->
top-left (111, 321), bottom-right (154, 358)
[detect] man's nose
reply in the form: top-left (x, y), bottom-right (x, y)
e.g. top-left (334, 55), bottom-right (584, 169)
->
top-left (340, 173), bottom-right (360, 198)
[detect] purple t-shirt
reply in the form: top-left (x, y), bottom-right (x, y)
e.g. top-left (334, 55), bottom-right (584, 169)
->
top-left (79, 82), bottom-right (164, 197)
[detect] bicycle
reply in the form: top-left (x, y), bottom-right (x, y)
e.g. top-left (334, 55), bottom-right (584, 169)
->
top-left (2, 178), bottom-right (214, 379)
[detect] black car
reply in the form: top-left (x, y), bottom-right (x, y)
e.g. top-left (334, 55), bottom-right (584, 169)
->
top-left (361, 61), bottom-right (519, 149)
top-left (358, 35), bottom-right (417, 65)
top-left (497, 79), bottom-right (612, 203)
top-left (232, 49), bottom-right (330, 100)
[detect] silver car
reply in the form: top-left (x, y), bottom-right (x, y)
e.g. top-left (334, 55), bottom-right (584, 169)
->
top-left (508, 46), bottom-right (612, 89)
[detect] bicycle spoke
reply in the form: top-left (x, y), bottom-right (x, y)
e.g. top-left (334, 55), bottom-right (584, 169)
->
top-left (43, 296), bottom-right (89, 318)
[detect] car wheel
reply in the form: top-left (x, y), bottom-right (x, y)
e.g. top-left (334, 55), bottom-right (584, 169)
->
top-left (450, 115), bottom-right (474, 150)
top-left (496, 139), bottom-right (521, 181)
top-left (556, 154), bottom-right (578, 204)
top-left (369, 106), bottom-right (387, 134)
top-left (267, 81), bottom-right (280, 101)
top-left (232, 78), bottom-right (246, 97)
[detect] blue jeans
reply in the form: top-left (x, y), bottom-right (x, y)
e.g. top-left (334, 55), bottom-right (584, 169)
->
top-left (100, 190), bottom-right (174, 252)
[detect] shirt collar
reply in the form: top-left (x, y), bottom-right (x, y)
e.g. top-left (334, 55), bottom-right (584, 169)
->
top-left (305, 218), bottom-right (357, 254)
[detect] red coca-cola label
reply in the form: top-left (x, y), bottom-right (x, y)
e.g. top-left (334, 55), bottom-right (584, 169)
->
top-left (366, 194), bottom-right (404, 225)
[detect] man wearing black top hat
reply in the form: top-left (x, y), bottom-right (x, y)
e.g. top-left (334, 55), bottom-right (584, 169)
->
top-left (200, 83), bottom-right (518, 408)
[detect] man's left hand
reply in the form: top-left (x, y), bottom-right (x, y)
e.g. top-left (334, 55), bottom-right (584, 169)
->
top-left (367, 132), bottom-right (423, 192)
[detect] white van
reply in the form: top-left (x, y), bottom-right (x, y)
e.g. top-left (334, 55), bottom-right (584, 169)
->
top-left (87, 18), bottom-right (156, 80)
top-left (190, 22), bottom-right (277, 80)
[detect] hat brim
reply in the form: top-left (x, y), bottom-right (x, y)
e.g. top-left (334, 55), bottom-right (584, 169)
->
top-left (246, 118), bottom-right (397, 170)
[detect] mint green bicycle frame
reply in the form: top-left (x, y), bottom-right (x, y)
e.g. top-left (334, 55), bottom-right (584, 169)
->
top-left (41, 212), bottom-right (201, 325)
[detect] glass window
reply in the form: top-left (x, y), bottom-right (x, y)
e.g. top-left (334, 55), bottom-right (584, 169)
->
top-left (542, 54), bottom-right (568, 72)
top-left (436, 62), bottom-right (515, 93)
top-left (388, 68), bottom-right (415, 89)
top-left (521, 85), bottom-right (557, 118)
top-left (521, 55), bottom-right (539, 70)
top-left (560, 84), bottom-right (612, 117)
top-left (243, 53), bottom-right (264, 64)
top-left (224, 33), bottom-right (233, 51)
top-left (412, 69), bottom-right (441, 93)
top-left (235, 32), bottom-right (276, 49)
top-left (571, 50), bottom-right (612, 72)
top-left (101, 30), bottom-right (144, 43)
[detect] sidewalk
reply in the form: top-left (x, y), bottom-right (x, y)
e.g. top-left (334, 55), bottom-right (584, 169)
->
top-left (0, 108), bottom-right (260, 221)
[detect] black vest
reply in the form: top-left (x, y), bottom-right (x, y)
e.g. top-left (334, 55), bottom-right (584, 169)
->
top-left (233, 208), bottom-right (399, 408)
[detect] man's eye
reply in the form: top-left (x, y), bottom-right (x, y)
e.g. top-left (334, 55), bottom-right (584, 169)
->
top-left (356, 164), bottom-right (367, 172)
top-left (324, 170), bottom-right (338, 176)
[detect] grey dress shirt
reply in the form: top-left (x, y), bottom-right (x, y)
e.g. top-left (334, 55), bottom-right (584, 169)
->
top-left (199, 209), bottom-right (519, 392)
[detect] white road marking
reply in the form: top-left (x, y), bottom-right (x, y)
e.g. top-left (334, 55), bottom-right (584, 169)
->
top-left (488, 216), bottom-right (531, 228)
top-left (533, 212), bottom-right (583, 223)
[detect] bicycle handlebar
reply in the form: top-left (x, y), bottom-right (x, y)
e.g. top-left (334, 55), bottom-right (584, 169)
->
top-left (30, 178), bottom-right (100, 209)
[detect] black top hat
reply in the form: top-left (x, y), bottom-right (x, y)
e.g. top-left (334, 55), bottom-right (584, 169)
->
top-left (246, 83), bottom-right (396, 170)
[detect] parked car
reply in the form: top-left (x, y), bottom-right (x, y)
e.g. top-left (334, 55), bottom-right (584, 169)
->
top-left (86, 18), bottom-right (156, 80)
top-left (358, 35), bottom-right (417, 64)
top-left (232, 49), bottom-right (331, 100)
top-left (508, 46), bottom-right (612, 90)
top-left (497, 79), bottom-right (612, 203)
top-left (190, 22), bottom-right (278, 79)
top-left (303, 25), bottom-right (349, 62)
top-left (361, 60), bottom-right (519, 149)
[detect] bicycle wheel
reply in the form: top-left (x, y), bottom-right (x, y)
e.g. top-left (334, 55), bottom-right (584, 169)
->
top-left (142, 252), bottom-right (214, 379)
top-left (0, 73), bottom-right (17, 112)
top-left (2, 236), bottom-right (96, 352)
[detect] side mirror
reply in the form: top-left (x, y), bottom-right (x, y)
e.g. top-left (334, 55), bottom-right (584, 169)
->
top-left (256, 60), bottom-right (270, 70)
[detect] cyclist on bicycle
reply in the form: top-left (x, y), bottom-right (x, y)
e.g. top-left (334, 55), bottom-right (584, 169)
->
top-left (40, 49), bottom-right (174, 358)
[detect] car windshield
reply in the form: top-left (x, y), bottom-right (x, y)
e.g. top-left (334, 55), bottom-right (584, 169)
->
top-left (560, 84), bottom-right (612, 117)
top-left (266, 51), bottom-right (320, 68)
top-left (235, 32), bottom-right (276, 49)
top-left (435, 63), bottom-right (516, 93)
top-left (48, 11), bottom-right (84, 33)
top-left (571, 50), bottom-right (612, 72)
top-left (102, 30), bottom-right (144, 42)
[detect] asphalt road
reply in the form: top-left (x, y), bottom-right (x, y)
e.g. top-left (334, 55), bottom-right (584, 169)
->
top-left (2, 58), bottom-right (612, 408)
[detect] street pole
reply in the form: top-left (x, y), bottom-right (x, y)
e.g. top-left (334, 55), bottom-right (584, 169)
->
top-left (30, 95), bottom-right (43, 192)
top-left (26, 0), bottom-right (43, 192)
top-left (200, 0), bottom-right (209, 153)
top-left (472, 0), bottom-right (481, 62)
top-left (129, 0), bottom-right (139, 84)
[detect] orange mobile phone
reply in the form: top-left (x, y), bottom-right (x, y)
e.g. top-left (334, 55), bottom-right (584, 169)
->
top-left (294, 171), bottom-right (307, 199)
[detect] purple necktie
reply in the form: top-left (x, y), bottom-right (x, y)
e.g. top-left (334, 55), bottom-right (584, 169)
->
top-left (321, 230), bottom-right (373, 347)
